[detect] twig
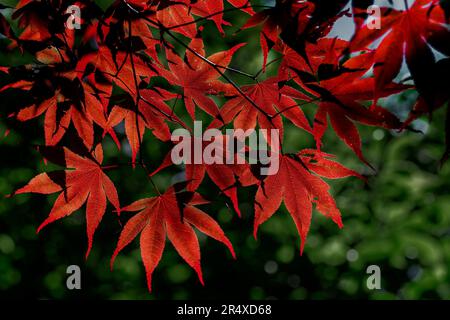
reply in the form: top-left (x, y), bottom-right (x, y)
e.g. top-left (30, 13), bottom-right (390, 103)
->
top-left (166, 4), bottom-right (272, 31)
top-left (127, 9), bottom-right (161, 195)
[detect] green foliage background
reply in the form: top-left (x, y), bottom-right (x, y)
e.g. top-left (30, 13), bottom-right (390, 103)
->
top-left (0, 0), bottom-right (449, 300)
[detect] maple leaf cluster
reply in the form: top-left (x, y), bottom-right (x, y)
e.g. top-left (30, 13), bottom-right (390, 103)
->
top-left (1, 0), bottom-right (449, 292)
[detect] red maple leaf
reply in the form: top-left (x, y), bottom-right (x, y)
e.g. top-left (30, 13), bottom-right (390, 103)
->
top-left (349, 0), bottom-right (450, 107)
top-left (11, 85), bottom-right (101, 149)
top-left (3, 0), bottom-right (448, 294)
top-left (254, 151), bottom-right (363, 253)
top-left (76, 46), bottom-right (154, 98)
top-left (150, 134), bottom-right (255, 217)
top-left (282, 40), bottom-right (407, 163)
top-left (107, 87), bottom-right (182, 164)
top-left (11, 145), bottom-right (120, 258)
top-left (212, 77), bottom-right (313, 139)
top-left (158, 38), bottom-right (245, 119)
top-left (111, 184), bottom-right (235, 292)
top-left (241, 1), bottom-right (315, 70)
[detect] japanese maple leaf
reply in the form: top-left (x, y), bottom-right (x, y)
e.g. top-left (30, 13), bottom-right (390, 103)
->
top-left (4, 72), bottom-right (112, 150)
top-left (349, 0), bottom-right (450, 107)
top-left (241, 0), bottom-right (314, 71)
top-left (12, 89), bottom-right (95, 148)
top-left (253, 150), bottom-right (363, 253)
top-left (107, 88), bottom-right (183, 164)
top-left (276, 38), bottom-right (348, 80)
top-left (151, 135), bottom-right (249, 216)
top-left (242, 0), bottom-right (350, 70)
top-left (158, 38), bottom-right (245, 119)
top-left (76, 46), bottom-right (153, 99)
top-left (211, 77), bottom-right (313, 139)
top-left (110, 185), bottom-right (235, 292)
top-left (11, 146), bottom-right (120, 258)
top-left (290, 48), bottom-right (407, 164)
top-left (0, 62), bottom-right (109, 150)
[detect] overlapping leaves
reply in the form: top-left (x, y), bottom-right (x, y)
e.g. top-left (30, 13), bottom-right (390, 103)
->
top-left (1, 0), bottom-right (449, 292)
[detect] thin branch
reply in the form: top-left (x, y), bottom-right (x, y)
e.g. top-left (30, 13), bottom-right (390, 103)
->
top-left (163, 26), bottom-right (275, 123)
top-left (127, 9), bottom-right (161, 195)
top-left (77, 67), bottom-right (188, 129)
top-left (139, 95), bottom-right (191, 130)
top-left (217, 65), bottom-right (257, 80)
top-left (124, 0), bottom-right (284, 156)
top-left (272, 97), bottom-right (321, 118)
top-left (255, 57), bottom-right (282, 78)
top-left (124, 0), bottom-right (263, 112)
top-left (126, 8), bottom-right (276, 123)
top-left (171, 94), bottom-right (180, 116)
top-left (115, 51), bottom-right (130, 77)
top-left (166, 4), bottom-right (272, 31)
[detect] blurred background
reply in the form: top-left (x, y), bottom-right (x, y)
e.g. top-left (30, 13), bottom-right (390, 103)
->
top-left (1, 0), bottom-right (450, 300)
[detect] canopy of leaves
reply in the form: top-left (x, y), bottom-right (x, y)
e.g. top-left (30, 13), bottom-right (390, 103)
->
top-left (1, 0), bottom-right (449, 292)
